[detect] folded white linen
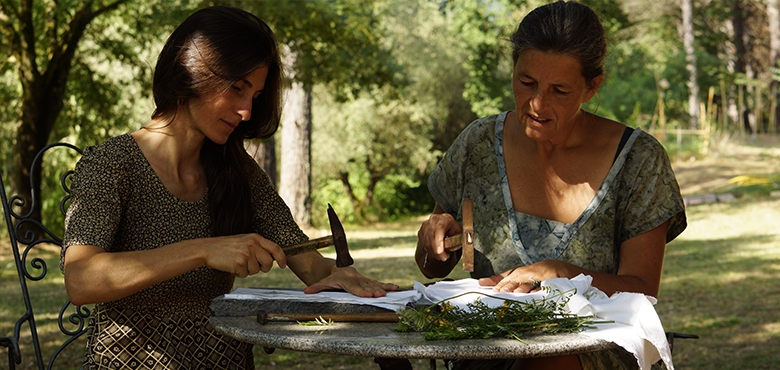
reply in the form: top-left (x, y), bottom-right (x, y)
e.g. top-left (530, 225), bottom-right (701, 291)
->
top-left (414, 274), bottom-right (674, 370)
top-left (224, 287), bottom-right (422, 312)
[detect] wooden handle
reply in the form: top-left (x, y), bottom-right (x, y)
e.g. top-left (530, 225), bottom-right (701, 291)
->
top-left (257, 312), bottom-right (400, 324)
top-left (443, 234), bottom-right (463, 251)
top-left (282, 235), bottom-right (334, 256)
top-left (462, 198), bottom-right (474, 272)
top-left (441, 198), bottom-right (474, 272)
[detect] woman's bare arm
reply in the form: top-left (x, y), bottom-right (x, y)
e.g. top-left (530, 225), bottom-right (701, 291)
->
top-left (63, 233), bottom-right (286, 305)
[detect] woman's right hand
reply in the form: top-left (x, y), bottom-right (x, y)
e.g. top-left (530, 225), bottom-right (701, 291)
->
top-left (203, 233), bottom-right (288, 278)
top-left (415, 204), bottom-right (462, 278)
top-left (417, 212), bottom-right (462, 262)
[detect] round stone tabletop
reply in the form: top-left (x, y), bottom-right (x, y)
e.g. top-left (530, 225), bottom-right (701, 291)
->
top-left (210, 316), bottom-right (618, 359)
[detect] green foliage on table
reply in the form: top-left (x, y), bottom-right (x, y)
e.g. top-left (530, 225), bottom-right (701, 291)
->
top-left (395, 288), bottom-right (611, 341)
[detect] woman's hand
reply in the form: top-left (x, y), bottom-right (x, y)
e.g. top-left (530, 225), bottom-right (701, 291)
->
top-left (417, 211), bottom-right (462, 262)
top-left (478, 260), bottom-right (570, 293)
top-left (415, 204), bottom-right (462, 278)
top-left (303, 266), bottom-right (398, 297)
top-left (203, 233), bottom-right (288, 278)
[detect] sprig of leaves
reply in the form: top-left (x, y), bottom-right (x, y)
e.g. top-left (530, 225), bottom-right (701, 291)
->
top-left (298, 316), bottom-right (334, 326)
top-left (395, 287), bottom-right (612, 341)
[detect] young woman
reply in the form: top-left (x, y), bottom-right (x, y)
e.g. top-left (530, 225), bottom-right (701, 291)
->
top-left (416, 1), bottom-right (686, 369)
top-left (62, 6), bottom-right (396, 369)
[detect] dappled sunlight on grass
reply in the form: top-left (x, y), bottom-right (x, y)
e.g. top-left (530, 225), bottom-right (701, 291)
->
top-left (658, 196), bottom-right (780, 369)
top-left (730, 322), bottom-right (780, 346)
top-left (680, 199), bottom-right (780, 240)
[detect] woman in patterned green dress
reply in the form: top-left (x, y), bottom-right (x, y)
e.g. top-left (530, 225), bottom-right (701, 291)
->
top-left (61, 7), bottom-right (396, 369)
top-left (416, 2), bottom-right (686, 370)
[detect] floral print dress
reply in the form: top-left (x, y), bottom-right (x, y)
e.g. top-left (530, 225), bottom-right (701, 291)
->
top-left (428, 112), bottom-right (686, 369)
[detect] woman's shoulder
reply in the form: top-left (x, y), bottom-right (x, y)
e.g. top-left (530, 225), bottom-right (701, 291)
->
top-left (462, 113), bottom-right (504, 135)
top-left (630, 129), bottom-right (669, 158)
top-left (77, 134), bottom-right (139, 175)
top-left (82, 133), bottom-right (137, 158)
top-left (616, 128), bottom-right (676, 180)
top-left (449, 112), bottom-right (505, 150)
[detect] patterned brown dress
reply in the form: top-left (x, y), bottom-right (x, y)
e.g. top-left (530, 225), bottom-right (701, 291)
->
top-left (62, 134), bottom-right (308, 369)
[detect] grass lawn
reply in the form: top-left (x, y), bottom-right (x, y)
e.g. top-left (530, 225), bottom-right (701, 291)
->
top-left (1, 138), bottom-right (778, 369)
top-left (657, 198), bottom-right (780, 369)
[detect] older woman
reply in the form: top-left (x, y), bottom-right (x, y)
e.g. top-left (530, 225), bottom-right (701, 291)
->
top-left (416, 1), bottom-right (686, 369)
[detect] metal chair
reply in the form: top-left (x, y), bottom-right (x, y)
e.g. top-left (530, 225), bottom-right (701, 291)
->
top-left (1, 142), bottom-right (89, 370)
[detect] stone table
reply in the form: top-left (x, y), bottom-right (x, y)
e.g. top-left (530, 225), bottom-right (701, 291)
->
top-left (209, 316), bottom-right (618, 360)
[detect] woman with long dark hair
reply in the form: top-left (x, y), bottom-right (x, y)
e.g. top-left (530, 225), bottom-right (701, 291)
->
top-left (61, 6), bottom-right (396, 369)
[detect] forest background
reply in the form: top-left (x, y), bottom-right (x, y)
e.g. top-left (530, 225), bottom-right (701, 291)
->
top-left (2, 0), bottom-right (779, 230)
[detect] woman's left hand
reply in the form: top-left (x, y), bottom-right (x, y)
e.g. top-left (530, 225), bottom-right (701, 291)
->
top-left (303, 266), bottom-right (399, 297)
top-left (478, 260), bottom-right (570, 293)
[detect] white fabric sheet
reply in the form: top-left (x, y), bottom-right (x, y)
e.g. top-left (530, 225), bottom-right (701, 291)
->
top-left (414, 274), bottom-right (674, 370)
top-left (224, 274), bottom-right (673, 370)
top-left (224, 287), bottom-right (421, 312)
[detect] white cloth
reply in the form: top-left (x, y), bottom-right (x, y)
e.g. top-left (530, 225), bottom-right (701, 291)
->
top-left (224, 287), bottom-right (421, 312)
top-left (414, 275), bottom-right (674, 370)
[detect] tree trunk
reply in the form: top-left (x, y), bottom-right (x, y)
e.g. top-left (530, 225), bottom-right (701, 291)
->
top-left (364, 175), bottom-right (383, 222)
top-left (682, 0), bottom-right (699, 129)
top-left (8, 1), bottom-right (130, 225)
top-left (11, 92), bottom-right (59, 224)
top-left (246, 138), bottom-right (277, 188)
top-left (732, 0), bottom-right (753, 134)
top-left (339, 171), bottom-right (363, 217)
top-left (769, 0), bottom-right (780, 132)
top-left (11, 10), bottom-right (83, 223)
top-left (279, 45), bottom-right (312, 228)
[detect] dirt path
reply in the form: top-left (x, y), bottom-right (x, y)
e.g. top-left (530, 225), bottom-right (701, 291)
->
top-left (671, 135), bottom-right (780, 196)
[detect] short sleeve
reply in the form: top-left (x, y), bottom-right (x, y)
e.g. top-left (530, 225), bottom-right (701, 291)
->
top-left (618, 133), bottom-right (687, 244)
top-left (428, 134), bottom-right (468, 217)
top-left (428, 116), bottom-right (499, 217)
top-left (61, 143), bottom-right (130, 270)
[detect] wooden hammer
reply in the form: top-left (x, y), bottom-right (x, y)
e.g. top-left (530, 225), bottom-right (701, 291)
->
top-left (442, 198), bottom-right (474, 272)
top-left (281, 204), bottom-right (354, 268)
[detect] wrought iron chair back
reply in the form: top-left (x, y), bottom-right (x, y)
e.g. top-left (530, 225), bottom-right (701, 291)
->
top-left (1, 142), bottom-right (89, 370)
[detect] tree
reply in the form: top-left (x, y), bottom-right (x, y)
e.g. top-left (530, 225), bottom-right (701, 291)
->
top-left (279, 45), bottom-right (312, 226)
top-left (314, 85), bottom-right (439, 221)
top-left (682, 0), bottom-right (700, 128)
top-left (440, 0), bottom-right (520, 118)
top-left (309, 0), bottom-right (483, 222)
top-left (245, 137), bottom-right (276, 186)
top-left (768, 0), bottom-right (780, 131)
top-left (1, 0), bottom-right (137, 223)
top-left (732, 0), bottom-right (753, 134)
top-left (233, 0), bottom-right (398, 228)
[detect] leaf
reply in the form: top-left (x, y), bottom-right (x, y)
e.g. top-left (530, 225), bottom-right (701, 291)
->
top-left (297, 316), bottom-right (334, 326)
